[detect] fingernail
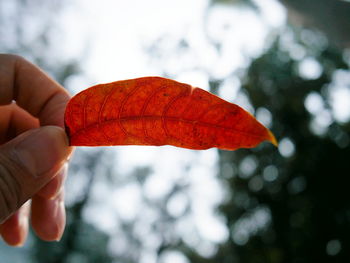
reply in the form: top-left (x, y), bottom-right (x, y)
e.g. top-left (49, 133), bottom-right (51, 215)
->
top-left (13, 126), bottom-right (70, 178)
top-left (43, 198), bottom-right (65, 242)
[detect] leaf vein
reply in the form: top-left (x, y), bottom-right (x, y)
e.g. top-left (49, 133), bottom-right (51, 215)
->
top-left (140, 84), bottom-right (167, 145)
top-left (162, 89), bottom-right (191, 147)
top-left (117, 84), bottom-right (141, 138)
top-left (98, 86), bottom-right (117, 143)
top-left (70, 115), bottom-right (265, 141)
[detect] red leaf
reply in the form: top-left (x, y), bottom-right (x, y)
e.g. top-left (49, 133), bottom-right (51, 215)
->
top-left (64, 77), bottom-right (277, 150)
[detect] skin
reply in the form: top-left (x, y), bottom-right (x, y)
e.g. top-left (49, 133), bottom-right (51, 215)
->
top-left (0, 54), bottom-right (73, 246)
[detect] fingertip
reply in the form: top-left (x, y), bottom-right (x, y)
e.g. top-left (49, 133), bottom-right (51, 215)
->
top-left (31, 194), bottom-right (66, 242)
top-left (0, 203), bottom-right (29, 246)
top-left (0, 213), bottom-right (22, 246)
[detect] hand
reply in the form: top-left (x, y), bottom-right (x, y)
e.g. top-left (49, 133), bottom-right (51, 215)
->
top-left (0, 54), bottom-right (73, 246)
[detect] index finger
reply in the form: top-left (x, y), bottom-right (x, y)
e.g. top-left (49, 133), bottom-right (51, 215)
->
top-left (0, 54), bottom-right (70, 127)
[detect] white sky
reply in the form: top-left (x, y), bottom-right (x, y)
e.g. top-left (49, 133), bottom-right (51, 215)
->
top-left (60, 0), bottom-right (208, 83)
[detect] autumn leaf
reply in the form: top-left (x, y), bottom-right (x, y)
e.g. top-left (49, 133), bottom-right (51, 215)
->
top-left (64, 77), bottom-right (277, 150)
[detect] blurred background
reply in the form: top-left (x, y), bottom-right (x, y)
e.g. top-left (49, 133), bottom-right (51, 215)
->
top-left (1, 0), bottom-right (350, 262)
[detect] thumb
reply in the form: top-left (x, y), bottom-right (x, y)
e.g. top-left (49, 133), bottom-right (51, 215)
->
top-left (0, 126), bottom-right (72, 223)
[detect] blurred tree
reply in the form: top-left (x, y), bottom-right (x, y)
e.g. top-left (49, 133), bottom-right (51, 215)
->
top-left (143, 1), bottom-right (350, 262)
top-left (211, 0), bottom-right (350, 48)
top-left (211, 0), bottom-right (258, 10)
top-left (209, 29), bottom-right (350, 263)
top-left (0, 0), bottom-right (80, 84)
top-left (2, 0), bottom-right (350, 263)
top-left (179, 0), bottom-right (350, 262)
top-left (281, 0), bottom-right (350, 48)
top-left (0, 1), bottom-right (113, 262)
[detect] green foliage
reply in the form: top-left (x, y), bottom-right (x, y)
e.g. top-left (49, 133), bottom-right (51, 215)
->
top-left (210, 0), bottom-right (257, 9)
top-left (32, 222), bottom-right (113, 263)
top-left (198, 27), bottom-right (350, 263)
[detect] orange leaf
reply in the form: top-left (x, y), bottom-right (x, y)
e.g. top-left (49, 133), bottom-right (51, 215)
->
top-left (64, 77), bottom-right (277, 150)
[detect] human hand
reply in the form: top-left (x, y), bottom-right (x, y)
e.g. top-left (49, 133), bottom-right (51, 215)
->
top-left (0, 54), bottom-right (73, 246)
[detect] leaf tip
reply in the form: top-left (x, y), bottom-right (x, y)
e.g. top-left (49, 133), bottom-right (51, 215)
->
top-left (267, 130), bottom-right (278, 147)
